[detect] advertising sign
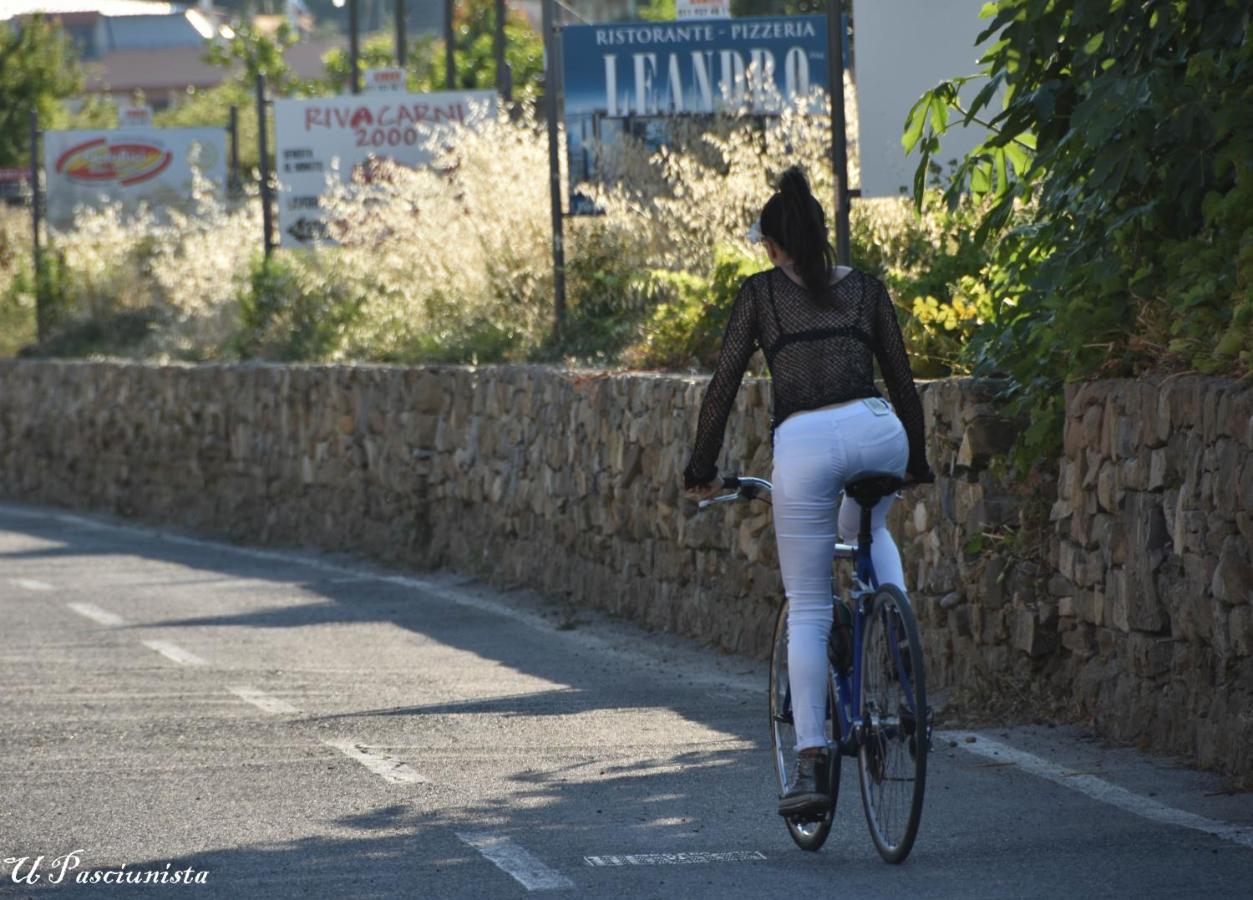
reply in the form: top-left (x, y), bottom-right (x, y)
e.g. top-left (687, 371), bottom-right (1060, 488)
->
top-left (561, 16), bottom-right (832, 209)
top-left (42, 127), bottom-right (227, 228)
top-left (118, 104), bottom-right (153, 127)
top-left (364, 68), bottom-right (406, 93)
top-left (676, 0), bottom-right (729, 20)
top-left (272, 89), bottom-right (496, 247)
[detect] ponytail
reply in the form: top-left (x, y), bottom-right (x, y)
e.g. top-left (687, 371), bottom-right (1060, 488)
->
top-left (759, 166), bottom-right (837, 300)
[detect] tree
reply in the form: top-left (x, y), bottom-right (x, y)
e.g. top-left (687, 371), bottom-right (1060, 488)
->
top-left (905, 0), bottom-right (1253, 464)
top-left (0, 16), bottom-right (82, 167)
top-left (322, 0), bottom-right (544, 98)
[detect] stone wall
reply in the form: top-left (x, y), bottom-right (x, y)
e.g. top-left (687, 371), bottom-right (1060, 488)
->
top-left (0, 360), bottom-right (1249, 782)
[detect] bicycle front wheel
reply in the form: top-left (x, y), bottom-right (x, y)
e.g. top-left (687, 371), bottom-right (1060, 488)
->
top-left (769, 598), bottom-right (841, 852)
top-left (857, 584), bottom-right (928, 864)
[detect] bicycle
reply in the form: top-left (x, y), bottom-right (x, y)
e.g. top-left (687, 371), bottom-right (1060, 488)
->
top-left (698, 472), bottom-right (931, 863)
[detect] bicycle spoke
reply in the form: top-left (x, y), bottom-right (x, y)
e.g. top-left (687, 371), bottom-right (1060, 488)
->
top-left (858, 587), bottom-right (927, 863)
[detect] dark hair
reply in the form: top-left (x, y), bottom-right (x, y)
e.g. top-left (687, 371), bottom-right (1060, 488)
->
top-left (759, 166), bottom-right (837, 300)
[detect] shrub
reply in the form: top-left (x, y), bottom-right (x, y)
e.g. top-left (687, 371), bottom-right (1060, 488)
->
top-left (233, 252), bottom-right (366, 361)
top-left (907, 0), bottom-right (1253, 466)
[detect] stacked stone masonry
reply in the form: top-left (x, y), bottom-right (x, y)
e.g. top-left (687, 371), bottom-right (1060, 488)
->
top-left (0, 361), bottom-right (1248, 783)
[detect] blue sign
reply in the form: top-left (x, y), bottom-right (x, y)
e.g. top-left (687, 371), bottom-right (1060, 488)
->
top-left (561, 15), bottom-right (844, 208)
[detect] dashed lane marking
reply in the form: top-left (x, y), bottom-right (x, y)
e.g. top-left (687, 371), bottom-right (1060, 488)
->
top-left (10, 578), bottom-right (53, 591)
top-left (584, 850), bottom-right (767, 866)
top-left (228, 685), bottom-right (302, 715)
top-left (942, 731), bottom-right (1253, 851)
top-left (457, 832), bottom-right (574, 892)
top-left (141, 639), bottom-right (208, 666)
top-left (67, 602), bottom-right (127, 627)
top-left (322, 739), bottom-right (428, 784)
top-left (0, 505), bottom-right (762, 695)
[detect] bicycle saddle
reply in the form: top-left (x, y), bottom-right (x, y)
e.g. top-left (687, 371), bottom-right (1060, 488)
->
top-left (844, 472), bottom-right (905, 506)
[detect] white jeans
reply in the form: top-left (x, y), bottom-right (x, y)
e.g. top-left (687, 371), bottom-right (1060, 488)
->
top-left (771, 397), bottom-right (910, 752)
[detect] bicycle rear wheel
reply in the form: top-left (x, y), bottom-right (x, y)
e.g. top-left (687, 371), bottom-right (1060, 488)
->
top-left (769, 598), bottom-right (841, 852)
top-left (856, 584), bottom-right (928, 864)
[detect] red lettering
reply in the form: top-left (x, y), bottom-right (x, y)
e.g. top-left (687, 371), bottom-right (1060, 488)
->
top-left (350, 107), bottom-right (374, 128)
top-left (305, 109), bottom-right (325, 130)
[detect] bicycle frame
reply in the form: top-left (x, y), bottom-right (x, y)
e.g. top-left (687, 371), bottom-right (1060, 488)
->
top-left (699, 477), bottom-right (919, 757)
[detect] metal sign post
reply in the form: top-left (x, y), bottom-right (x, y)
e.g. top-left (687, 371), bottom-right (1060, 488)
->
top-left (395, 0), bottom-right (407, 67)
top-left (29, 109), bottom-right (45, 344)
top-left (349, 0), bottom-right (361, 94)
top-left (228, 105), bottom-right (240, 193)
top-left (494, 0), bottom-right (509, 101)
top-left (541, 0), bottom-right (565, 335)
top-left (256, 74), bottom-right (275, 258)
top-left (444, 0), bottom-right (456, 89)
top-left (827, 0), bottom-right (851, 265)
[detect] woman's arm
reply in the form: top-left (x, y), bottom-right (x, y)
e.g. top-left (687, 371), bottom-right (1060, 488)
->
top-left (871, 279), bottom-right (933, 482)
top-left (683, 278), bottom-right (760, 490)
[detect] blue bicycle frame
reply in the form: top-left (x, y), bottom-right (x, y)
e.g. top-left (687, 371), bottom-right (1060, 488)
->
top-left (797, 535), bottom-right (920, 756)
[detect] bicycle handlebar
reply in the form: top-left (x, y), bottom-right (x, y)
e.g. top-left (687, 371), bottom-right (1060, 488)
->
top-left (696, 475), bottom-right (773, 510)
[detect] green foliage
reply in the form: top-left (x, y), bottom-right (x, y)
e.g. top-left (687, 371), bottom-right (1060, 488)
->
top-left (0, 16), bottom-right (82, 167)
top-left (850, 192), bottom-right (997, 377)
top-left (731, 0), bottom-right (826, 16)
top-left (906, 0), bottom-right (1253, 468)
top-left (323, 0), bottom-right (544, 98)
top-left (156, 80), bottom-right (259, 170)
top-left (233, 253), bottom-right (365, 361)
top-left (205, 21), bottom-right (302, 88)
top-left (627, 245), bottom-right (761, 370)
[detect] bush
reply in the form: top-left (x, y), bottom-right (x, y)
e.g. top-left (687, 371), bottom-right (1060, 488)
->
top-left (625, 245), bottom-right (761, 370)
top-left (3, 90), bottom-right (1000, 377)
top-left (233, 252), bottom-right (365, 361)
top-left (907, 0), bottom-right (1253, 466)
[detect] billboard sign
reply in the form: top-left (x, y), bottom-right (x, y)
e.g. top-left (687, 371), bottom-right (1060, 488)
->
top-left (561, 16), bottom-right (833, 209)
top-left (272, 89), bottom-right (496, 247)
top-left (42, 127), bottom-right (227, 228)
top-left (676, 0), bottom-right (730, 20)
top-left (364, 68), bottom-right (406, 92)
top-left (118, 104), bottom-right (154, 127)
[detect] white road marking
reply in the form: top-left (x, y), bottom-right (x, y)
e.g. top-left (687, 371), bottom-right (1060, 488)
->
top-left (457, 832), bottom-right (574, 891)
top-left (942, 731), bottom-right (1253, 851)
top-left (142, 639), bottom-right (207, 666)
top-left (67, 602), bottom-right (126, 627)
top-left (228, 685), bottom-right (301, 715)
top-left (322, 739), bottom-right (428, 784)
top-left (0, 505), bottom-right (760, 695)
top-left (10, 578), bottom-right (53, 591)
top-left (584, 850), bottom-right (766, 866)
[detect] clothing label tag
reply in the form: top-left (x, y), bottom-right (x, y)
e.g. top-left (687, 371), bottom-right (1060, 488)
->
top-left (863, 397), bottom-right (891, 416)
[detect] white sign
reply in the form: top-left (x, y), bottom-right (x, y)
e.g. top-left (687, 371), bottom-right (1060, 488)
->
top-left (118, 104), bottom-right (153, 127)
top-left (364, 68), bottom-right (406, 92)
top-left (272, 89), bottom-right (497, 246)
top-left (855, 0), bottom-right (996, 197)
top-left (42, 127), bottom-right (227, 229)
top-left (675, 0), bottom-right (729, 20)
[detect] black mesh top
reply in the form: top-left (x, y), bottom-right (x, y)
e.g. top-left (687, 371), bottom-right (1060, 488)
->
top-left (683, 266), bottom-right (931, 489)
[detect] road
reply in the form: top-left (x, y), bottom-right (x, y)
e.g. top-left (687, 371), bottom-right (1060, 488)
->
top-left (2, 501), bottom-right (1252, 899)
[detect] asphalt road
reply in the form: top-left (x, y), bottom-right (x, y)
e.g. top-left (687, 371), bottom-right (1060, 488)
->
top-left (2, 501), bottom-right (1252, 899)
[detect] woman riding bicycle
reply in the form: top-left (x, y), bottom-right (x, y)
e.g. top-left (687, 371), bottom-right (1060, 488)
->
top-left (682, 166), bottom-right (934, 819)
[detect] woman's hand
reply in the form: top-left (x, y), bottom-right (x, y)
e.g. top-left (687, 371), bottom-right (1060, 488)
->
top-left (686, 481), bottom-right (721, 501)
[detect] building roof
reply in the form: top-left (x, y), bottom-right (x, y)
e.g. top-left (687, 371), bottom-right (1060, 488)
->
top-left (82, 44), bottom-right (222, 94)
top-left (0, 1), bottom-right (183, 20)
top-left (80, 37), bottom-right (346, 98)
